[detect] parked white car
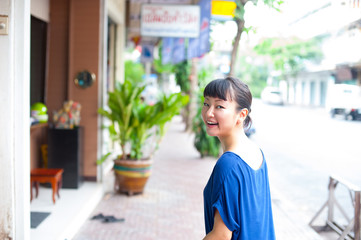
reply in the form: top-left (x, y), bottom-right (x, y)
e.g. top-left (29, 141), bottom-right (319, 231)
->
top-left (326, 84), bottom-right (361, 120)
top-left (261, 87), bottom-right (284, 105)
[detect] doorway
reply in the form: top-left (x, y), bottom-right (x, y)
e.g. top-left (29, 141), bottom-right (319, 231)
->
top-left (30, 16), bottom-right (48, 106)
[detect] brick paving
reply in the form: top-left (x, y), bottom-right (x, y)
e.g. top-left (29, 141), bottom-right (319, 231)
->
top-left (73, 116), bottom-right (322, 240)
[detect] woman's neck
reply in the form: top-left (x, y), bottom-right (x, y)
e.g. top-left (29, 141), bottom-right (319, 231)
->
top-left (219, 129), bottom-right (248, 153)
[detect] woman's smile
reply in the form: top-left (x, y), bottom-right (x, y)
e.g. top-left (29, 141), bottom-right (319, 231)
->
top-left (206, 120), bottom-right (218, 128)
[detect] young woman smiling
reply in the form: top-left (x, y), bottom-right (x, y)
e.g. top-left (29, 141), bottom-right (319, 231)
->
top-left (202, 77), bottom-right (275, 240)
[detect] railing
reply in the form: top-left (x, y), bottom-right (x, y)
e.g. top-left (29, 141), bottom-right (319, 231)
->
top-left (309, 175), bottom-right (361, 240)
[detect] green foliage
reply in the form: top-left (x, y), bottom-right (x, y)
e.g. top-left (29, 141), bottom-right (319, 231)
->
top-left (130, 92), bottom-right (189, 159)
top-left (235, 57), bottom-right (269, 98)
top-left (154, 93), bottom-right (189, 138)
top-left (174, 60), bottom-right (191, 93)
top-left (228, 0), bottom-right (284, 75)
top-left (193, 89), bottom-right (221, 158)
top-left (253, 37), bottom-right (323, 76)
top-left (98, 79), bottom-right (189, 161)
top-left (153, 40), bottom-right (175, 74)
top-left (96, 152), bottom-right (112, 165)
top-left (198, 65), bottom-right (216, 89)
top-left (98, 79), bottom-right (145, 160)
top-left (124, 60), bottom-right (145, 84)
top-left (234, 3), bottom-right (245, 20)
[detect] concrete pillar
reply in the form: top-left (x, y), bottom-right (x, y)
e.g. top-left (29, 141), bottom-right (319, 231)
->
top-left (0, 0), bottom-right (31, 239)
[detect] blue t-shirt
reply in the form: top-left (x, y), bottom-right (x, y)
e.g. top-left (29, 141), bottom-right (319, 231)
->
top-left (203, 151), bottom-right (275, 240)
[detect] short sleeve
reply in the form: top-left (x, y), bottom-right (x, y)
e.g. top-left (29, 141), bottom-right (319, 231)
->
top-left (207, 154), bottom-right (242, 233)
top-left (211, 171), bottom-right (241, 232)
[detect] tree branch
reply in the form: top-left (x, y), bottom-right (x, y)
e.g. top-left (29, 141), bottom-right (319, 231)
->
top-left (229, 18), bottom-right (245, 76)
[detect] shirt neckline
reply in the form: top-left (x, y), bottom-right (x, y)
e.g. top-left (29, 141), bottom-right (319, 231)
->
top-left (223, 150), bottom-right (265, 171)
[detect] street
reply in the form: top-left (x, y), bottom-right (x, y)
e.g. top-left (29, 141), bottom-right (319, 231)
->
top-left (250, 99), bottom-right (361, 227)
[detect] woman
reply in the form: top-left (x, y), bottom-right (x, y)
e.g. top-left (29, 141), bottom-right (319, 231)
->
top-left (202, 77), bottom-right (275, 240)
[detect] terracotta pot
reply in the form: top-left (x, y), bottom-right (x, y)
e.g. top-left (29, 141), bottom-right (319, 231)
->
top-left (113, 159), bottom-right (153, 196)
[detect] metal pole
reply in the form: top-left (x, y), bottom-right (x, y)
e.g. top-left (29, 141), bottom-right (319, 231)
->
top-left (328, 177), bottom-right (335, 223)
top-left (354, 191), bottom-right (361, 240)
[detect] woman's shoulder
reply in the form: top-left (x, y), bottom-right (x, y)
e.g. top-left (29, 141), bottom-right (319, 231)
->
top-left (214, 152), bottom-right (241, 175)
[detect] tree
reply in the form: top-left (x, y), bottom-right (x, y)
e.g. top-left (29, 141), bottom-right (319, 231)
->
top-left (229, 0), bottom-right (283, 76)
top-left (253, 37), bottom-right (324, 76)
top-left (235, 56), bottom-right (269, 98)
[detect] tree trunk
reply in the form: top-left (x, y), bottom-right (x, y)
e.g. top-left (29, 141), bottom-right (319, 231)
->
top-left (229, 18), bottom-right (245, 77)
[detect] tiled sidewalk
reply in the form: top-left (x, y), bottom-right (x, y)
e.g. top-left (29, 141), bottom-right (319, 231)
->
top-left (73, 116), bottom-right (322, 240)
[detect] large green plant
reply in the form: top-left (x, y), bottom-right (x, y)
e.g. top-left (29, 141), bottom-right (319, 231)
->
top-left (174, 60), bottom-right (191, 93)
top-left (130, 92), bottom-right (189, 159)
top-left (98, 80), bottom-right (145, 160)
top-left (99, 79), bottom-right (189, 161)
top-left (124, 60), bottom-right (145, 84)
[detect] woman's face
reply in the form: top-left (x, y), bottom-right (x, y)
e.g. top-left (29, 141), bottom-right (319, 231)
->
top-left (201, 96), bottom-right (240, 138)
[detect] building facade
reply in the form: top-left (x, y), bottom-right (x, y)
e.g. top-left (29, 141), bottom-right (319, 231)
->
top-left (283, 0), bottom-right (361, 107)
top-left (0, 0), bottom-right (126, 238)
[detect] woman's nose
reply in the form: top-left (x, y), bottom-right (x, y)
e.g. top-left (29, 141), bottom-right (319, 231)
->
top-left (206, 107), bottom-right (214, 118)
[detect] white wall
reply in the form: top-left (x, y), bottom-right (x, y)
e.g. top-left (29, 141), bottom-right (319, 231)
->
top-left (99, 0), bottom-right (127, 180)
top-left (289, 71), bottom-right (333, 107)
top-left (0, 0), bottom-right (30, 239)
top-left (0, 2), bottom-right (15, 238)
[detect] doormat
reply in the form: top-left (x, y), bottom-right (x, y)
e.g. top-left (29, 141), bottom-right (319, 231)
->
top-left (31, 212), bottom-right (50, 229)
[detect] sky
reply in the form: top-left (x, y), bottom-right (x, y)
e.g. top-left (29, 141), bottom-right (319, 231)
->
top-left (245, 0), bottom-right (361, 39)
top-left (210, 0), bottom-right (317, 44)
top-left (244, 0), bottom-right (332, 38)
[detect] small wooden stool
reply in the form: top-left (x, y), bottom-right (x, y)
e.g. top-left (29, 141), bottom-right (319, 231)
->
top-left (31, 168), bottom-right (64, 204)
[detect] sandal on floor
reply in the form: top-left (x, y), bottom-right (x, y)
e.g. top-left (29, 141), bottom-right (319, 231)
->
top-left (102, 216), bottom-right (125, 223)
top-left (91, 213), bottom-right (105, 220)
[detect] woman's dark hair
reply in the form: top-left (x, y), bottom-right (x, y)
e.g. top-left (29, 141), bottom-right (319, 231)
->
top-left (203, 76), bottom-right (253, 129)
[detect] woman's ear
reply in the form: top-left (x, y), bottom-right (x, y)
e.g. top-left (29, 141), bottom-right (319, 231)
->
top-left (237, 108), bottom-right (248, 125)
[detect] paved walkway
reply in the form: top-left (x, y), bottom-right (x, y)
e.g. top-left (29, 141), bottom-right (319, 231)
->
top-left (73, 116), bottom-right (323, 240)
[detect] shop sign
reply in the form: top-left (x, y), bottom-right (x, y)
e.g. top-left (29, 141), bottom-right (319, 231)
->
top-left (141, 4), bottom-right (200, 38)
top-left (211, 1), bottom-right (237, 17)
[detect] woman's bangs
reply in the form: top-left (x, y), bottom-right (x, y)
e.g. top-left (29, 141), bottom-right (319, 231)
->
top-left (203, 79), bottom-right (232, 101)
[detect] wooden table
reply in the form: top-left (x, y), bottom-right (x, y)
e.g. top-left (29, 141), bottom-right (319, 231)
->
top-left (30, 168), bottom-right (64, 204)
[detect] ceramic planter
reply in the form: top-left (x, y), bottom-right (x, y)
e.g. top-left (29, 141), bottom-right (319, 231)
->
top-left (113, 159), bottom-right (153, 195)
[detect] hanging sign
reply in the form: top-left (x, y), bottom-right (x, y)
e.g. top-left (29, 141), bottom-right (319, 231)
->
top-left (172, 38), bottom-right (186, 64)
top-left (162, 37), bottom-right (174, 64)
top-left (141, 4), bottom-right (200, 38)
top-left (211, 1), bottom-right (237, 17)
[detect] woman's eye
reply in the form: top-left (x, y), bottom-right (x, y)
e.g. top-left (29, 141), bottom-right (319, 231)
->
top-left (203, 103), bottom-right (209, 107)
top-left (216, 105), bottom-right (224, 109)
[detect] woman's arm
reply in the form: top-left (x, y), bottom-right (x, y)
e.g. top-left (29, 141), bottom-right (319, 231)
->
top-left (203, 209), bottom-right (232, 240)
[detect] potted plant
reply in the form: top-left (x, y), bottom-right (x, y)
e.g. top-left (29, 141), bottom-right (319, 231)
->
top-left (98, 79), bottom-right (188, 195)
